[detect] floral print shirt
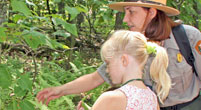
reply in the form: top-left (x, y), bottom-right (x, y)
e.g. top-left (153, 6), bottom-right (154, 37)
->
top-left (118, 85), bottom-right (158, 110)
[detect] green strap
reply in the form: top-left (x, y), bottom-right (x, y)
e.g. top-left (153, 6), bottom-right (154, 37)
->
top-left (121, 78), bottom-right (143, 87)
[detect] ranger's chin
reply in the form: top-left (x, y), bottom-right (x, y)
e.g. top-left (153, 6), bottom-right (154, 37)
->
top-left (129, 27), bottom-right (141, 32)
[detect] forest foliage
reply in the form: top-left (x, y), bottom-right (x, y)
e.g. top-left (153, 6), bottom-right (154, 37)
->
top-left (0, 0), bottom-right (200, 110)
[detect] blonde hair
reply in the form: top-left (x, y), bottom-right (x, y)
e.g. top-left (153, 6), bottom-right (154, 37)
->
top-left (101, 30), bottom-right (171, 104)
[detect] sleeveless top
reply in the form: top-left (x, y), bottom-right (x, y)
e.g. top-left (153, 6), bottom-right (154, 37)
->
top-left (118, 85), bottom-right (158, 110)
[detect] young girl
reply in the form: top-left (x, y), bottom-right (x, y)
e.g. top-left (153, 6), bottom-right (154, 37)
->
top-left (80, 30), bottom-right (171, 110)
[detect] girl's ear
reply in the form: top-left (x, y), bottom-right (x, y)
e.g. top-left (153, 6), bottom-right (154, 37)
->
top-left (121, 54), bottom-right (129, 67)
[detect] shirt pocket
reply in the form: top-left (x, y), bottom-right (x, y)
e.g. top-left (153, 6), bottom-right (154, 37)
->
top-left (167, 48), bottom-right (193, 96)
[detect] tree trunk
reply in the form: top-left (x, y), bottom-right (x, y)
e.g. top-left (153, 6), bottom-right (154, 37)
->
top-left (114, 12), bottom-right (123, 30)
top-left (58, 0), bottom-right (65, 19)
top-left (76, 0), bottom-right (85, 31)
top-left (0, 0), bottom-right (8, 25)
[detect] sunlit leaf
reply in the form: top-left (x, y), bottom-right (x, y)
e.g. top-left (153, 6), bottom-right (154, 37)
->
top-left (62, 44), bottom-right (70, 49)
top-left (11, 0), bottom-right (32, 16)
top-left (69, 62), bottom-right (79, 73)
top-left (65, 6), bottom-right (80, 21)
top-left (13, 14), bottom-right (26, 23)
top-left (53, 18), bottom-right (78, 36)
top-left (76, 5), bottom-right (88, 13)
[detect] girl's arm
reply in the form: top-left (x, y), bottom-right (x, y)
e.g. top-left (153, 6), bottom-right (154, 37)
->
top-left (37, 71), bottom-right (104, 105)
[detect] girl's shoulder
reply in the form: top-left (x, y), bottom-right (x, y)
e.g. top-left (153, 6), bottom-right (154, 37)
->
top-left (92, 91), bottom-right (127, 110)
top-left (100, 90), bottom-right (126, 100)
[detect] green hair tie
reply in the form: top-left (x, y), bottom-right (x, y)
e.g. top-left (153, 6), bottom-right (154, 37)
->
top-left (146, 44), bottom-right (157, 55)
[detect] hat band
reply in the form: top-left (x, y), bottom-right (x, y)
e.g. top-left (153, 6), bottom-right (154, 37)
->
top-left (125, 0), bottom-right (165, 6)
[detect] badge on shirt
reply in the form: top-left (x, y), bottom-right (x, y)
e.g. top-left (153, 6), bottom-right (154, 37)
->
top-left (195, 40), bottom-right (201, 55)
top-left (177, 53), bottom-right (183, 63)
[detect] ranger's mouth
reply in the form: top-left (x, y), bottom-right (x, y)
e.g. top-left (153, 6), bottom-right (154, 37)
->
top-left (128, 25), bottom-right (135, 28)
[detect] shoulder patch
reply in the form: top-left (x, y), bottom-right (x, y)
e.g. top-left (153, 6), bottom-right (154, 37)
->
top-left (195, 40), bottom-right (201, 55)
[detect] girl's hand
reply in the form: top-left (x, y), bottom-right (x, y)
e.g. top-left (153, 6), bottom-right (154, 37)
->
top-left (77, 101), bottom-right (91, 110)
top-left (77, 101), bottom-right (85, 110)
top-left (36, 86), bottom-right (63, 105)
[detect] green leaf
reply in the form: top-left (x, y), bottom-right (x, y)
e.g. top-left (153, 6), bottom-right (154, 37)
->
top-left (0, 27), bottom-right (7, 42)
top-left (0, 99), bottom-right (2, 110)
top-left (82, 102), bottom-right (91, 110)
top-left (11, 0), bottom-right (32, 16)
top-left (38, 75), bottom-right (50, 87)
top-left (65, 6), bottom-right (80, 21)
top-left (29, 100), bottom-right (48, 110)
top-left (7, 100), bottom-right (19, 110)
top-left (49, 39), bottom-right (64, 49)
top-left (53, 30), bottom-right (70, 38)
top-left (23, 30), bottom-right (54, 49)
top-left (42, 73), bottom-right (61, 86)
top-left (53, 18), bottom-right (78, 36)
top-left (12, 100), bottom-right (18, 110)
top-left (13, 14), bottom-right (26, 23)
top-left (76, 5), bottom-right (88, 13)
top-left (19, 100), bottom-right (34, 110)
top-left (63, 23), bottom-right (78, 37)
top-left (63, 96), bottom-right (75, 109)
top-left (69, 62), bottom-right (80, 73)
top-left (17, 74), bottom-right (32, 91)
top-left (23, 31), bottom-right (41, 49)
top-left (14, 86), bottom-right (27, 97)
top-left (0, 64), bottom-right (12, 89)
top-left (98, 16), bottom-right (104, 23)
top-left (7, 23), bottom-right (17, 28)
top-left (54, 0), bottom-right (61, 3)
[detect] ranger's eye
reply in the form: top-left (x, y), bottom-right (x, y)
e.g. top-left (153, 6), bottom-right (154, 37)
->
top-left (129, 10), bottom-right (135, 14)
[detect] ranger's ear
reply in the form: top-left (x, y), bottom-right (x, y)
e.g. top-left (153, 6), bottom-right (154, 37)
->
top-left (149, 8), bottom-right (157, 19)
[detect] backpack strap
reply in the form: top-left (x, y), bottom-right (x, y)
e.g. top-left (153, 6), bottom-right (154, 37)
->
top-left (172, 24), bottom-right (198, 77)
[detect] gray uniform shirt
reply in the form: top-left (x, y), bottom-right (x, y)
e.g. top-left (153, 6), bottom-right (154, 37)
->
top-left (97, 25), bottom-right (201, 107)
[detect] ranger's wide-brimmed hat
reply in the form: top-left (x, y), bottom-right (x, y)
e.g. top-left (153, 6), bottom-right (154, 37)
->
top-left (108, 0), bottom-right (180, 16)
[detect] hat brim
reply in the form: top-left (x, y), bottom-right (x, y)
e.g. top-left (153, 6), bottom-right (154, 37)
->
top-left (108, 2), bottom-right (180, 16)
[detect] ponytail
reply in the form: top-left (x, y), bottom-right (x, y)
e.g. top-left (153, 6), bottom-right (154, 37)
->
top-left (148, 43), bottom-right (171, 104)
